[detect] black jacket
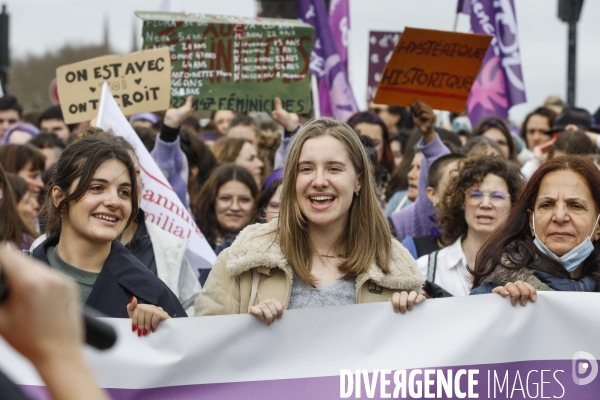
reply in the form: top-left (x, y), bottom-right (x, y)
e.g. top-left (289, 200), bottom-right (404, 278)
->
top-left (32, 235), bottom-right (186, 318)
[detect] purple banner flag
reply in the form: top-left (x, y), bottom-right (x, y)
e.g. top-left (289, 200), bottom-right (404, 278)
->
top-left (466, 0), bottom-right (526, 126)
top-left (456, 0), bottom-right (471, 14)
top-left (328, 0), bottom-right (350, 71)
top-left (298, 0), bottom-right (358, 122)
top-left (366, 31), bottom-right (401, 103)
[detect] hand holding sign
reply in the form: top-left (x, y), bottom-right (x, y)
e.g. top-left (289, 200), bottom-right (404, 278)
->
top-left (270, 97), bottom-right (300, 132)
top-left (164, 96), bottom-right (195, 129)
top-left (411, 99), bottom-right (435, 140)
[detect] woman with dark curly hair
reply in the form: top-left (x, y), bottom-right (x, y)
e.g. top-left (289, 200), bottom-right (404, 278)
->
top-left (416, 156), bottom-right (524, 296)
top-left (471, 156), bottom-right (600, 303)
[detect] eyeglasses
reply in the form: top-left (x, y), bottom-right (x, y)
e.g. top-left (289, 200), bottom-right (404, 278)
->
top-left (465, 188), bottom-right (510, 206)
top-left (369, 106), bottom-right (387, 115)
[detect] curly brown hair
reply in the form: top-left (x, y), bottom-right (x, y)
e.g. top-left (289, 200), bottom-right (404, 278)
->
top-left (439, 155), bottom-right (524, 244)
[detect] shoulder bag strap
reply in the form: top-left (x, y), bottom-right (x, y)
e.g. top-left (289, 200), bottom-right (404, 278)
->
top-left (427, 251), bottom-right (439, 283)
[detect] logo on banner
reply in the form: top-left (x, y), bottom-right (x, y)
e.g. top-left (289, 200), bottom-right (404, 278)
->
top-left (572, 351), bottom-right (598, 386)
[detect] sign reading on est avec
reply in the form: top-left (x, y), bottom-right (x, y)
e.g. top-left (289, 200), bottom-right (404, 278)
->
top-left (56, 47), bottom-right (171, 124)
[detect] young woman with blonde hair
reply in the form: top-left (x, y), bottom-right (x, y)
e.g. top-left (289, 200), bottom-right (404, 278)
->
top-left (195, 118), bottom-right (424, 322)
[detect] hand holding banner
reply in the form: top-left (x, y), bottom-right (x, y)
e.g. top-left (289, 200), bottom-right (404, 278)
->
top-left (2, 293), bottom-right (599, 399)
top-left (374, 27), bottom-right (492, 112)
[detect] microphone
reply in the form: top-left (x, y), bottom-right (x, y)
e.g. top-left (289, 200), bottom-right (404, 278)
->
top-left (82, 306), bottom-right (117, 350)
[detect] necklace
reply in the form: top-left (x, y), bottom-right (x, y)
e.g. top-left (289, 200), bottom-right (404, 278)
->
top-left (314, 253), bottom-right (345, 258)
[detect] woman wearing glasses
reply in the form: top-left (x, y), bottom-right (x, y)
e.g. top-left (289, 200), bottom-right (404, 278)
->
top-left (194, 164), bottom-right (259, 252)
top-left (416, 156), bottom-right (524, 296)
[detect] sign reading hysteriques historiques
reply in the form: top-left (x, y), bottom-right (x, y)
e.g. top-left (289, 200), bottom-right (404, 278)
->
top-left (136, 12), bottom-right (315, 113)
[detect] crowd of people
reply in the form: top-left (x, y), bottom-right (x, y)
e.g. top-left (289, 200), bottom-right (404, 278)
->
top-left (1, 87), bottom-right (600, 390)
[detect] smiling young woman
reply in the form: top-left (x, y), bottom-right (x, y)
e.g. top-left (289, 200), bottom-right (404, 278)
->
top-left (32, 134), bottom-right (186, 335)
top-left (195, 118), bottom-right (424, 322)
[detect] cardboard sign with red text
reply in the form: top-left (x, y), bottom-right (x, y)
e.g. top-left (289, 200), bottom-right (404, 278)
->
top-left (373, 27), bottom-right (492, 112)
top-left (56, 48), bottom-right (171, 124)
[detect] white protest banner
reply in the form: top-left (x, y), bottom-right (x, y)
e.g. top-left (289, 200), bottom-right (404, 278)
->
top-left (96, 82), bottom-right (216, 270)
top-left (2, 292), bottom-right (599, 399)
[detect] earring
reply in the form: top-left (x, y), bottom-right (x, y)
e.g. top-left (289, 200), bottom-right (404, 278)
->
top-left (355, 190), bottom-right (360, 197)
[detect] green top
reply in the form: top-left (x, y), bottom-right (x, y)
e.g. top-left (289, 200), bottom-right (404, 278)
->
top-left (46, 245), bottom-right (100, 305)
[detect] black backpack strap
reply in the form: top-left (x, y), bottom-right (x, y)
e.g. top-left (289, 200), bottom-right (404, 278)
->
top-left (427, 250), bottom-right (438, 283)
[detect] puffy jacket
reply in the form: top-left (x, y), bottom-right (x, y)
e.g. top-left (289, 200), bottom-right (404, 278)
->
top-left (195, 219), bottom-right (423, 316)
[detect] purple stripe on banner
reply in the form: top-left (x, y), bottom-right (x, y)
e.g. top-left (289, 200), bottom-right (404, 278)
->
top-left (20, 359), bottom-right (600, 399)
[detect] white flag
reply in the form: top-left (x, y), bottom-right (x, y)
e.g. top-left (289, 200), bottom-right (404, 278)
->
top-left (96, 82), bottom-right (216, 270)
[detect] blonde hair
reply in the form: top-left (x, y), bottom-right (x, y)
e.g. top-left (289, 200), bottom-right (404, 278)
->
top-left (211, 137), bottom-right (247, 164)
top-left (277, 118), bottom-right (392, 285)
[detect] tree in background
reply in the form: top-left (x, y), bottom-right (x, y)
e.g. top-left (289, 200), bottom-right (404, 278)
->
top-left (10, 43), bottom-right (110, 112)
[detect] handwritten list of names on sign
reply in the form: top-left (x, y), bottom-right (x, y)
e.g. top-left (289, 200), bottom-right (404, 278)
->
top-left (137, 12), bottom-right (314, 113)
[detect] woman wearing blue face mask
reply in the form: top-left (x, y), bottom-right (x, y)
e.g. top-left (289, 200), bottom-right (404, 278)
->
top-left (471, 155), bottom-right (600, 304)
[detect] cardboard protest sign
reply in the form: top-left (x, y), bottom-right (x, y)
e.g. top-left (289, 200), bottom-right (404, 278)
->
top-left (136, 12), bottom-right (314, 113)
top-left (373, 27), bottom-right (492, 112)
top-left (367, 31), bottom-right (402, 103)
top-left (56, 48), bottom-right (171, 124)
top-left (96, 83), bottom-right (216, 271)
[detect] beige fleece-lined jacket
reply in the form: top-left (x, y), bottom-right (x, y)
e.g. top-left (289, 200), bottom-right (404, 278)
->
top-left (194, 219), bottom-right (424, 316)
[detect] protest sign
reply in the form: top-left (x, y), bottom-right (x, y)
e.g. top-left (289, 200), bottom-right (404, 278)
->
top-left (3, 292), bottom-right (599, 399)
top-left (56, 47), bottom-right (171, 124)
top-left (373, 27), bottom-right (492, 113)
top-left (367, 31), bottom-right (402, 103)
top-left (96, 82), bottom-right (215, 271)
top-left (136, 11), bottom-right (314, 113)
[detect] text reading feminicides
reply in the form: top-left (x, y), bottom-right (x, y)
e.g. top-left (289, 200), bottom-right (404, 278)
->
top-left (339, 368), bottom-right (568, 399)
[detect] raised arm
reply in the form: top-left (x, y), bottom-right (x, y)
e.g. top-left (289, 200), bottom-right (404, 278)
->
top-left (151, 95), bottom-right (195, 208)
top-left (271, 97), bottom-right (301, 169)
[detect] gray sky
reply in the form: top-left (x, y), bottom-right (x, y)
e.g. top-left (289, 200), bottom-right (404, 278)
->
top-left (4, 0), bottom-right (600, 123)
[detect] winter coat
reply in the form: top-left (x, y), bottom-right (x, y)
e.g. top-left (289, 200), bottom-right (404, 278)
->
top-left (470, 248), bottom-right (598, 294)
top-left (31, 223), bottom-right (201, 315)
top-left (32, 235), bottom-right (187, 318)
top-left (195, 219), bottom-right (424, 316)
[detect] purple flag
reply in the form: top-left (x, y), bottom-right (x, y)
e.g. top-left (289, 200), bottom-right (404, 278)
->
top-left (366, 31), bottom-right (401, 103)
top-left (456, 0), bottom-right (471, 14)
top-left (298, 0), bottom-right (358, 122)
top-left (466, 0), bottom-right (527, 126)
top-left (328, 0), bottom-right (350, 71)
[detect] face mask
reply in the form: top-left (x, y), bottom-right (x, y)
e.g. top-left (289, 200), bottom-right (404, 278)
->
top-left (532, 212), bottom-right (600, 273)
